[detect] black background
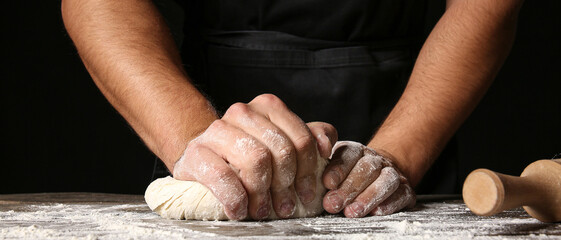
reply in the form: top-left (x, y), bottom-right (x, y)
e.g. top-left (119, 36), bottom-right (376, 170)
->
top-left (1, 1), bottom-right (559, 194)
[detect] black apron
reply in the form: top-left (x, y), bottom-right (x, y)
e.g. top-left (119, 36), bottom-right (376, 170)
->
top-left (153, 0), bottom-right (460, 194)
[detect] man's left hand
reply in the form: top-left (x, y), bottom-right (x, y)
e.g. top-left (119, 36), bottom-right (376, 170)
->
top-left (322, 141), bottom-right (416, 217)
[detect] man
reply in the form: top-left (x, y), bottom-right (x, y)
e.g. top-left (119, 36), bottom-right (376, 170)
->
top-left (61, 0), bottom-right (523, 220)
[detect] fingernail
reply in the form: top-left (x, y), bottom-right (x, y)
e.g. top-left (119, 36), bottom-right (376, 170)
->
top-left (298, 189), bottom-right (315, 204)
top-left (256, 205), bottom-right (270, 219)
top-left (372, 207), bottom-right (384, 216)
top-left (317, 134), bottom-right (330, 156)
top-left (326, 192), bottom-right (343, 211)
top-left (280, 199), bottom-right (295, 217)
top-left (348, 202), bottom-right (364, 218)
top-left (234, 205), bottom-right (248, 220)
top-left (297, 177), bottom-right (316, 204)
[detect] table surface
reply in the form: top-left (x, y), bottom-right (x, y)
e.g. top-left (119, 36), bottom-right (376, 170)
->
top-left (0, 193), bottom-right (559, 240)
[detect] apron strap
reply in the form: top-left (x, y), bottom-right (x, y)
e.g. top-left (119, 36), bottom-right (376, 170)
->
top-left (207, 45), bottom-right (411, 68)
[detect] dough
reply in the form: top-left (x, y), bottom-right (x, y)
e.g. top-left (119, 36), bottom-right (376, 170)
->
top-left (144, 155), bottom-right (328, 220)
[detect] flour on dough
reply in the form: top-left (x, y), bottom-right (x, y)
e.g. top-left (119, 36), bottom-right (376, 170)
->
top-left (145, 155), bottom-right (328, 220)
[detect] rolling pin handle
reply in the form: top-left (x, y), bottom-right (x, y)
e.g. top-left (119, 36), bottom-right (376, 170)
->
top-left (462, 169), bottom-right (539, 216)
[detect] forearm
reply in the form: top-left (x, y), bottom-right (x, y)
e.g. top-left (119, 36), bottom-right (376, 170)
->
top-left (368, 0), bottom-right (523, 186)
top-left (61, 0), bottom-right (217, 170)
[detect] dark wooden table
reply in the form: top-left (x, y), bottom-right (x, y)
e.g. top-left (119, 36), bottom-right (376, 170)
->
top-left (1, 193), bottom-right (559, 239)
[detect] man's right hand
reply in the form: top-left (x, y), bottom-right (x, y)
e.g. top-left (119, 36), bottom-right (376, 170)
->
top-left (172, 94), bottom-right (337, 220)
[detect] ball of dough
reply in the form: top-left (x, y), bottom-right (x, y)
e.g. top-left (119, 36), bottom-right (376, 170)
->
top-left (145, 155), bottom-right (328, 220)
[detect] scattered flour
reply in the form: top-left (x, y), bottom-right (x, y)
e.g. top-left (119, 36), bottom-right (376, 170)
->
top-left (0, 203), bottom-right (215, 240)
top-left (1, 200), bottom-right (559, 239)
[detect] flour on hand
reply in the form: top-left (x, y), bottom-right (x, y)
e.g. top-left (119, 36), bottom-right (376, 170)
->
top-left (144, 155), bottom-right (328, 221)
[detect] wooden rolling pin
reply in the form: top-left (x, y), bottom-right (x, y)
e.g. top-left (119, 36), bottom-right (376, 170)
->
top-left (462, 159), bottom-right (561, 222)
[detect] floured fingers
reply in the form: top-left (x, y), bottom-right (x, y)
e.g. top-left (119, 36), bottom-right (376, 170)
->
top-left (323, 153), bottom-right (385, 213)
top-left (370, 183), bottom-right (416, 216)
top-left (172, 145), bottom-right (248, 220)
top-left (343, 167), bottom-right (401, 218)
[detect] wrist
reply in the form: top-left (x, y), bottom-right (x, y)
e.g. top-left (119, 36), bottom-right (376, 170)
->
top-left (160, 96), bottom-right (218, 172)
top-left (165, 119), bottom-right (212, 167)
top-left (366, 142), bottom-right (427, 187)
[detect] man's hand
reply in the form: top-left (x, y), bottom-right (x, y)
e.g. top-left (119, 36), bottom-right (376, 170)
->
top-left (172, 94), bottom-right (337, 220)
top-left (322, 141), bottom-right (415, 217)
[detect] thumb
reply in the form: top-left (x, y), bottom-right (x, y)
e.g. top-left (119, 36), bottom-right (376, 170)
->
top-left (306, 122), bottom-right (338, 159)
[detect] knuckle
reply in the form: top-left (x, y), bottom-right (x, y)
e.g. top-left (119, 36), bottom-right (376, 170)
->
top-left (244, 148), bottom-right (272, 191)
top-left (180, 144), bottom-right (205, 166)
top-left (381, 167), bottom-right (400, 183)
top-left (212, 164), bottom-right (236, 182)
top-left (253, 94), bottom-right (285, 108)
top-left (186, 137), bottom-right (205, 150)
top-left (276, 145), bottom-right (296, 165)
top-left (271, 148), bottom-right (296, 189)
top-left (225, 102), bottom-right (251, 118)
top-left (207, 119), bottom-right (227, 131)
top-left (370, 168), bottom-right (400, 193)
top-left (296, 174), bottom-right (315, 185)
top-left (247, 147), bottom-right (272, 169)
top-left (357, 158), bottom-right (375, 170)
top-left (360, 155), bottom-right (383, 171)
top-left (183, 143), bottom-right (196, 155)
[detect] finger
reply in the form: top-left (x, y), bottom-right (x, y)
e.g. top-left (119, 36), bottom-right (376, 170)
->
top-left (307, 122), bottom-right (338, 159)
top-left (198, 119), bottom-right (273, 220)
top-left (323, 153), bottom-right (384, 213)
top-left (222, 103), bottom-right (298, 218)
top-left (322, 141), bottom-right (365, 190)
top-left (370, 184), bottom-right (416, 216)
top-left (344, 167), bottom-right (401, 218)
top-left (249, 94), bottom-right (319, 205)
top-left (173, 145), bottom-right (248, 220)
